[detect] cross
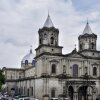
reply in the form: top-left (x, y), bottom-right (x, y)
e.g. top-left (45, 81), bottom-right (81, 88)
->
top-left (30, 45), bottom-right (32, 53)
top-left (87, 17), bottom-right (89, 24)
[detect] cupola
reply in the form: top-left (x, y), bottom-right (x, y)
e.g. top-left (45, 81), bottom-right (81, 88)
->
top-left (21, 47), bottom-right (36, 68)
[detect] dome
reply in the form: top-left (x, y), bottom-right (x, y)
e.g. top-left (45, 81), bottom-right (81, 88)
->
top-left (21, 49), bottom-right (35, 65)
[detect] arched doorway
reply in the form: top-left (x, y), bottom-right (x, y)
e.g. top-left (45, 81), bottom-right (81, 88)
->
top-left (68, 86), bottom-right (74, 100)
top-left (78, 86), bottom-right (93, 100)
top-left (78, 86), bottom-right (87, 100)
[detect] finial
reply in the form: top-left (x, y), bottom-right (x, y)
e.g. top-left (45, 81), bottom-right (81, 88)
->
top-left (30, 45), bottom-right (32, 53)
top-left (43, 10), bottom-right (54, 28)
top-left (87, 17), bottom-right (89, 24)
top-left (48, 9), bottom-right (50, 17)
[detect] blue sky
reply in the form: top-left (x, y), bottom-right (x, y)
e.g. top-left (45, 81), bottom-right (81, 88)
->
top-left (73, 0), bottom-right (100, 11)
top-left (0, 0), bottom-right (100, 68)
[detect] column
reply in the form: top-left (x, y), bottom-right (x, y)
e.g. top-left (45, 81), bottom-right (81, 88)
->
top-left (74, 86), bottom-right (78, 100)
top-left (43, 78), bottom-right (49, 100)
top-left (92, 92), bottom-right (96, 100)
top-left (74, 92), bottom-right (78, 100)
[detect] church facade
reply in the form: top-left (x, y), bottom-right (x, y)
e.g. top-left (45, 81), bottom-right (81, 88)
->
top-left (2, 14), bottom-right (100, 100)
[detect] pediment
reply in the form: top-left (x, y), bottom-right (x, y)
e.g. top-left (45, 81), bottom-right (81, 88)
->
top-left (49, 59), bottom-right (58, 63)
top-left (67, 52), bottom-right (85, 58)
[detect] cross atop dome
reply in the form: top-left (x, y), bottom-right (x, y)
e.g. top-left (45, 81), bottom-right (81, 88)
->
top-left (43, 13), bottom-right (54, 28)
top-left (83, 20), bottom-right (92, 34)
top-left (30, 45), bottom-right (32, 54)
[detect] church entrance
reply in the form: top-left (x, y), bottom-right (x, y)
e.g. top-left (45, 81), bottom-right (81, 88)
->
top-left (78, 86), bottom-right (93, 100)
top-left (78, 86), bottom-right (87, 100)
top-left (68, 86), bottom-right (74, 100)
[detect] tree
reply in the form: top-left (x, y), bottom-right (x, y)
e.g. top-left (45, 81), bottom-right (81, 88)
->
top-left (0, 69), bottom-right (5, 91)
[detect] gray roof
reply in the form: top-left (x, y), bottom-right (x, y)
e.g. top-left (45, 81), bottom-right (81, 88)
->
top-left (83, 22), bottom-right (92, 34)
top-left (43, 14), bottom-right (54, 28)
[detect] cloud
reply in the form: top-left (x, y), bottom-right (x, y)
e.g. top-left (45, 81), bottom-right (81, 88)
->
top-left (0, 0), bottom-right (100, 68)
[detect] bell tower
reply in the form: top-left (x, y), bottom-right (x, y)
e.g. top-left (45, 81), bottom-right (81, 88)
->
top-left (39, 14), bottom-right (59, 46)
top-left (78, 21), bottom-right (97, 51)
top-left (35, 14), bottom-right (63, 57)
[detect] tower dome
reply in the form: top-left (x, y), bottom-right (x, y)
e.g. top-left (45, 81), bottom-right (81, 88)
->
top-left (21, 48), bottom-right (36, 68)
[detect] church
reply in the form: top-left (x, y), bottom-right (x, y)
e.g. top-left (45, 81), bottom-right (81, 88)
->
top-left (2, 14), bottom-right (100, 100)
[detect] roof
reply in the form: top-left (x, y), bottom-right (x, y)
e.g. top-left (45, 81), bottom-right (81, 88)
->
top-left (83, 22), bottom-right (92, 34)
top-left (43, 14), bottom-right (54, 28)
top-left (22, 49), bottom-right (35, 64)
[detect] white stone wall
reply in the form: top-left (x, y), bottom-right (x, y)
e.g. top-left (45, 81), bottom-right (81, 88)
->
top-left (5, 69), bottom-right (24, 80)
top-left (36, 46), bottom-right (62, 56)
top-left (25, 67), bottom-right (35, 77)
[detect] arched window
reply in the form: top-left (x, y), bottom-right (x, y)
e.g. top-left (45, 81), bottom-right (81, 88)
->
top-left (51, 89), bottom-right (55, 97)
top-left (80, 44), bottom-right (82, 50)
top-left (19, 88), bottom-right (21, 95)
top-left (85, 67), bottom-right (88, 74)
top-left (73, 64), bottom-right (78, 77)
top-left (24, 86), bottom-right (25, 94)
top-left (32, 60), bottom-right (35, 66)
top-left (51, 37), bottom-right (54, 44)
top-left (39, 38), bottom-right (42, 44)
top-left (63, 65), bottom-right (66, 73)
top-left (91, 43), bottom-right (94, 49)
top-left (93, 67), bottom-right (97, 76)
top-left (31, 87), bottom-right (33, 96)
top-left (51, 64), bottom-right (56, 74)
top-left (27, 88), bottom-right (29, 96)
top-left (25, 60), bottom-right (28, 65)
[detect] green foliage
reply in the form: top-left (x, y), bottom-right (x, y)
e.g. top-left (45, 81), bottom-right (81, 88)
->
top-left (0, 69), bottom-right (5, 91)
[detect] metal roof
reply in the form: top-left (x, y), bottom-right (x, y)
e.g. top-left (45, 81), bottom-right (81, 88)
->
top-left (83, 22), bottom-right (92, 34)
top-left (43, 14), bottom-right (54, 28)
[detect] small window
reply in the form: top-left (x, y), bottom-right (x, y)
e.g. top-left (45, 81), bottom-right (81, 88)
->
top-left (51, 89), bottom-right (55, 97)
top-left (31, 87), bottom-right (33, 96)
top-left (80, 44), bottom-right (82, 50)
top-left (93, 67), bottom-right (97, 76)
top-left (39, 38), bottom-right (42, 44)
top-left (51, 64), bottom-right (56, 74)
top-left (85, 67), bottom-right (88, 74)
top-left (52, 49), bottom-right (54, 51)
top-left (63, 65), bottom-right (66, 73)
top-left (32, 60), bottom-right (35, 65)
top-left (44, 33), bottom-right (47, 38)
top-left (25, 60), bottom-right (28, 65)
top-left (51, 37), bottom-right (54, 44)
top-left (24, 86), bottom-right (25, 94)
top-left (91, 43), bottom-right (94, 49)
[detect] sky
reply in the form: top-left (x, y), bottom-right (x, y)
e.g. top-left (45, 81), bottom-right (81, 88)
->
top-left (0, 0), bottom-right (100, 68)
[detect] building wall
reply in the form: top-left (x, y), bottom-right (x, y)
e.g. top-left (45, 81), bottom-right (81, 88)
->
top-left (25, 67), bottom-right (35, 77)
